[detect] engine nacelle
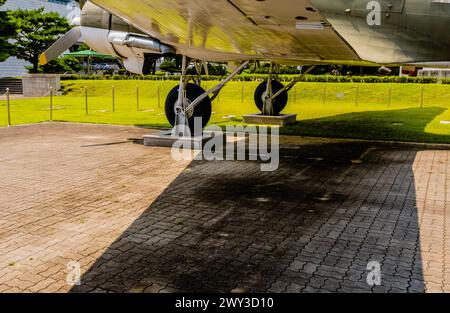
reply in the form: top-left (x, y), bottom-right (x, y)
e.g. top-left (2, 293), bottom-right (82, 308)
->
top-left (80, 27), bottom-right (146, 74)
top-left (80, 2), bottom-right (175, 75)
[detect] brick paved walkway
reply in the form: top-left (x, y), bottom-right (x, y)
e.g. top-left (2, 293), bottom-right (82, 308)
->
top-left (0, 123), bottom-right (448, 293)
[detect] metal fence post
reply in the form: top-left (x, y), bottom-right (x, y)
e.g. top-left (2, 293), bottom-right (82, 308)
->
top-left (294, 87), bottom-right (297, 104)
top-left (388, 86), bottom-right (392, 107)
top-left (355, 86), bottom-right (359, 107)
top-left (420, 86), bottom-right (424, 108)
top-left (49, 87), bottom-right (53, 122)
top-left (6, 88), bottom-right (11, 127)
top-left (112, 86), bottom-right (115, 112)
top-left (158, 84), bottom-right (161, 108)
top-left (136, 85), bottom-right (139, 111)
top-left (85, 85), bottom-right (88, 115)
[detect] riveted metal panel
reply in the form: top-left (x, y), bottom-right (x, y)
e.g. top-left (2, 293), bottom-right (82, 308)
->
top-left (91, 0), bottom-right (359, 62)
top-left (352, 0), bottom-right (405, 14)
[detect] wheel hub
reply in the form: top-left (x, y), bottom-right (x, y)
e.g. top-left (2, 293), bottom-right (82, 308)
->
top-left (261, 91), bottom-right (274, 115)
top-left (175, 98), bottom-right (194, 119)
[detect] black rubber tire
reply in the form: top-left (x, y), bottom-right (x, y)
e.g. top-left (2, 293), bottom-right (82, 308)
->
top-left (254, 80), bottom-right (288, 115)
top-left (165, 83), bottom-right (212, 132)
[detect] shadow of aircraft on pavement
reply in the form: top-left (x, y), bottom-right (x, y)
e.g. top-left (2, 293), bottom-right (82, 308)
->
top-left (71, 137), bottom-right (431, 293)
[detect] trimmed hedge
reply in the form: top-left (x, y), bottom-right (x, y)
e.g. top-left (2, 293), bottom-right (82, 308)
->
top-left (61, 74), bottom-right (440, 84)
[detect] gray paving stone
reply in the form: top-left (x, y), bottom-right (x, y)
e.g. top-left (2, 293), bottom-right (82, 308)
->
top-left (0, 123), bottom-right (448, 293)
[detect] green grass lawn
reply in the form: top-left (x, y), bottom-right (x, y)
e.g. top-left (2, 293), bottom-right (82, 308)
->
top-left (1, 80), bottom-right (450, 143)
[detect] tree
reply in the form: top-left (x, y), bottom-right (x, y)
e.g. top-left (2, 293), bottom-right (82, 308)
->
top-left (159, 59), bottom-right (178, 73)
top-left (26, 56), bottom-right (81, 74)
top-left (8, 8), bottom-right (71, 73)
top-left (0, 0), bottom-right (17, 62)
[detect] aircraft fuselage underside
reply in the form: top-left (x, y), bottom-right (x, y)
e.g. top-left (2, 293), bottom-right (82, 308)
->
top-left (88, 0), bottom-right (450, 66)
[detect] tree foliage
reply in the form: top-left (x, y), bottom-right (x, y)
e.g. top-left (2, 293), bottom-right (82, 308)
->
top-left (186, 63), bottom-right (228, 76)
top-left (8, 8), bottom-right (71, 73)
top-left (26, 56), bottom-right (81, 74)
top-left (159, 60), bottom-right (178, 73)
top-left (0, 0), bottom-right (17, 62)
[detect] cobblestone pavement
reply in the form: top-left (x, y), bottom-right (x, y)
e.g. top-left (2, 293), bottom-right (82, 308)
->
top-left (0, 123), bottom-right (449, 293)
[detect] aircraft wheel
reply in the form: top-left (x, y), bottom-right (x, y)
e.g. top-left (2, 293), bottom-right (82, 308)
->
top-left (254, 80), bottom-right (288, 115)
top-left (165, 83), bottom-right (212, 131)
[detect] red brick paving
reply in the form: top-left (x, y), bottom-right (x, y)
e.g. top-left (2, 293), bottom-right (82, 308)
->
top-left (0, 123), bottom-right (448, 293)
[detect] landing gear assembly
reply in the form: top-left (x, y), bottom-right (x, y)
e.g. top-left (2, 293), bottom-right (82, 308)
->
top-left (157, 57), bottom-right (316, 140)
top-left (254, 80), bottom-right (288, 116)
top-left (165, 83), bottom-right (212, 133)
top-left (144, 57), bottom-right (249, 147)
top-left (244, 63), bottom-right (316, 126)
top-left (165, 55), bottom-right (249, 137)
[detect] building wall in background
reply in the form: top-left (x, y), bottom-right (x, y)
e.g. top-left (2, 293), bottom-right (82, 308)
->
top-left (0, 0), bottom-right (79, 78)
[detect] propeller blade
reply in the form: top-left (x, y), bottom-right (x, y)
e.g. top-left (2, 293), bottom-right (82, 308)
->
top-left (39, 26), bottom-right (82, 65)
top-left (78, 0), bottom-right (88, 9)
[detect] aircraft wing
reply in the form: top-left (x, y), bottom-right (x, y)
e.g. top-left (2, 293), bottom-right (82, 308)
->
top-left (89, 0), bottom-right (360, 64)
top-left (88, 0), bottom-right (450, 65)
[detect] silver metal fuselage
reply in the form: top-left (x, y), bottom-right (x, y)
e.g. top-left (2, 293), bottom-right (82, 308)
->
top-left (83, 0), bottom-right (450, 66)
